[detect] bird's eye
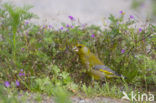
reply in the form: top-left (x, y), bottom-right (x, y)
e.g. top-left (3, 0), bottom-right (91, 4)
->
top-left (78, 46), bottom-right (82, 48)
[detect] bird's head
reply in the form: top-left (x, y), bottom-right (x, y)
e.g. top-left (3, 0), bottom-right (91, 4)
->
top-left (73, 44), bottom-right (90, 56)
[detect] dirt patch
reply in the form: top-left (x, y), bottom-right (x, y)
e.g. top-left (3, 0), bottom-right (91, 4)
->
top-left (18, 93), bottom-right (129, 103)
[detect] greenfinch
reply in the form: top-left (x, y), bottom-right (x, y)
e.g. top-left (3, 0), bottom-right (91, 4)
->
top-left (73, 44), bottom-right (124, 80)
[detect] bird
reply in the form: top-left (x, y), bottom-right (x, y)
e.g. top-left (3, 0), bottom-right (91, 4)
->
top-left (73, 44), bottom-right (124, 81)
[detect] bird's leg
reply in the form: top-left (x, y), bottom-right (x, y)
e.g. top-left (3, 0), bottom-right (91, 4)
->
top-left (100, 76), bottom-right (107, 87)
top-left (100, 80), bottom-right (106, 87)
top-left (91, 77), bottom-right (99, 88)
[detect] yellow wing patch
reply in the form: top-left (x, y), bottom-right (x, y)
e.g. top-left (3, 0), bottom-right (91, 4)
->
top-left (99, 69), bottom-right (114, 75)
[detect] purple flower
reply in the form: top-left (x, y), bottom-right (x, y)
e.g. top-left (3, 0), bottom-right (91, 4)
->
top-left (68, 16), bottom-right (75, 21)
top-left (60, 27), bottom-right (64, 30)
top-left (16, 80), bottom-right (20, 86)
top-left (139, 28), bottom-right (142, 32)
top-left (130, 15), bottom-right (134, 19)
top-left (21, 48), bottom-right (24, 51)
top-left (48, 25), bottom-right (52, 29)
top-left (66, 24), bottom-right (70, 28)
top-left (120, 10), bottom-right (123, 14)
top-left (25, 21), bottom-right (29, 25)
top-left (91, 34), bottom-right (95, 38)
top-left (19, 72), bottom-right (25, 76)
top-left (70, 25), bottom-right (74, 28)
top-left (43, 25), bottom-right (46, 29)
top-left (117, 22), bottom-right (119, 25)
top-left (121, 49), bottom-right (125, 54)
top-left (81, 24), bottom-right (87, 29)
top-left (119, 10), bottom-right (125, 15)
top-left (4, 81), bottom-right (10, 88)
top-left (20, 69), bottom-right (23, 72)
top-left (26, 32), bottom-right (29, 36)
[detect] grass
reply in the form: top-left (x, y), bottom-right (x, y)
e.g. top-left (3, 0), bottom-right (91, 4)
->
top-left (0, 3), bottom-right (155, 102)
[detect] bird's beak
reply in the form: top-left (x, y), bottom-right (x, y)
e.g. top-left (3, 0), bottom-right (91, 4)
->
top-left (73, 46), bottom-right (78, 52)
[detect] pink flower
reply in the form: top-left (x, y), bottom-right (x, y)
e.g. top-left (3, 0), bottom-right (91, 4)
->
top-left (119, 10), bottom-right (125, 15)
top-left (66, 24), bottom-right (70, 28)
top-left (81, 24), bottom-right (87, 29)
top-left (130, 15), bottom-right (134, 19)
top-left (121, 49), bottom-right (125, 54)
top-left (120, 10), bottom-right (123, 14)
top-left (70, 25), bottom-right (74, 28)
top-left (16, 80), bottom-right (20, 86)
top-left (25, 21), bottom-right (29, 25)
top-left (91, 34), bottom-right (95, 38)
top-left (21, 48), bottom-right (24, 51)
top-left (4, 81), bottom-right (10, 88)
top-left (60, 27), bottom-right (64, 30)
top-left (19, 69), bottom-right (25, 76)
top-left (48, 25), bottom-right (53, 29)
top-left (19, 72), bottom-right (25, 76)
top-left (43, 25), bottom-right (46, 29)
top-left (68, 16), bottom-right (75, 21)
top-left (139, 28), bottom-right (142, 32)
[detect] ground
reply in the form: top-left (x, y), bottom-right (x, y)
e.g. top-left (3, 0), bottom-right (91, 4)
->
top-left (18, 93), bottom-right (130, 103)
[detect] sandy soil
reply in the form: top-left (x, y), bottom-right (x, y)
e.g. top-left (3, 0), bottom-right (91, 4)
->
top-left (18, 93), bottom-right (130, 103)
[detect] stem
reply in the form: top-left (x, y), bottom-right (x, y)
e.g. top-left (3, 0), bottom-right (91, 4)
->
top-left (144, 57), bottom-right (147, 91)
top-left (13, 27), bottom-right (17, 62)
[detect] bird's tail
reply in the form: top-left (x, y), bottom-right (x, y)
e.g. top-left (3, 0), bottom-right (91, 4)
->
top-left (115, 73), bottom-right (127, 79)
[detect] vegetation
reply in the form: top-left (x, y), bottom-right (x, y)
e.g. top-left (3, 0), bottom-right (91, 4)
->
top-left (0, 3), bottom-right (155, 102)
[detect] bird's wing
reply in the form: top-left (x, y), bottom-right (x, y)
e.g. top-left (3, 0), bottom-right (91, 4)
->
top-left (93, 65), bottom-right (119, 76)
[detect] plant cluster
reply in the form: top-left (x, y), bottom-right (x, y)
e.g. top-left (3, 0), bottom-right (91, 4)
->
top-left (0, 3), bottom-right (155, 102)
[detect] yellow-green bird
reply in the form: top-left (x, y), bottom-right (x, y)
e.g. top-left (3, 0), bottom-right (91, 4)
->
top-left (73, 44), bottom-right (124, 80)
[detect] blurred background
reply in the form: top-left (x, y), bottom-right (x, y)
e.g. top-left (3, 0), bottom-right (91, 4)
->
top-left (1, 0), bottom-right (156, 26)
